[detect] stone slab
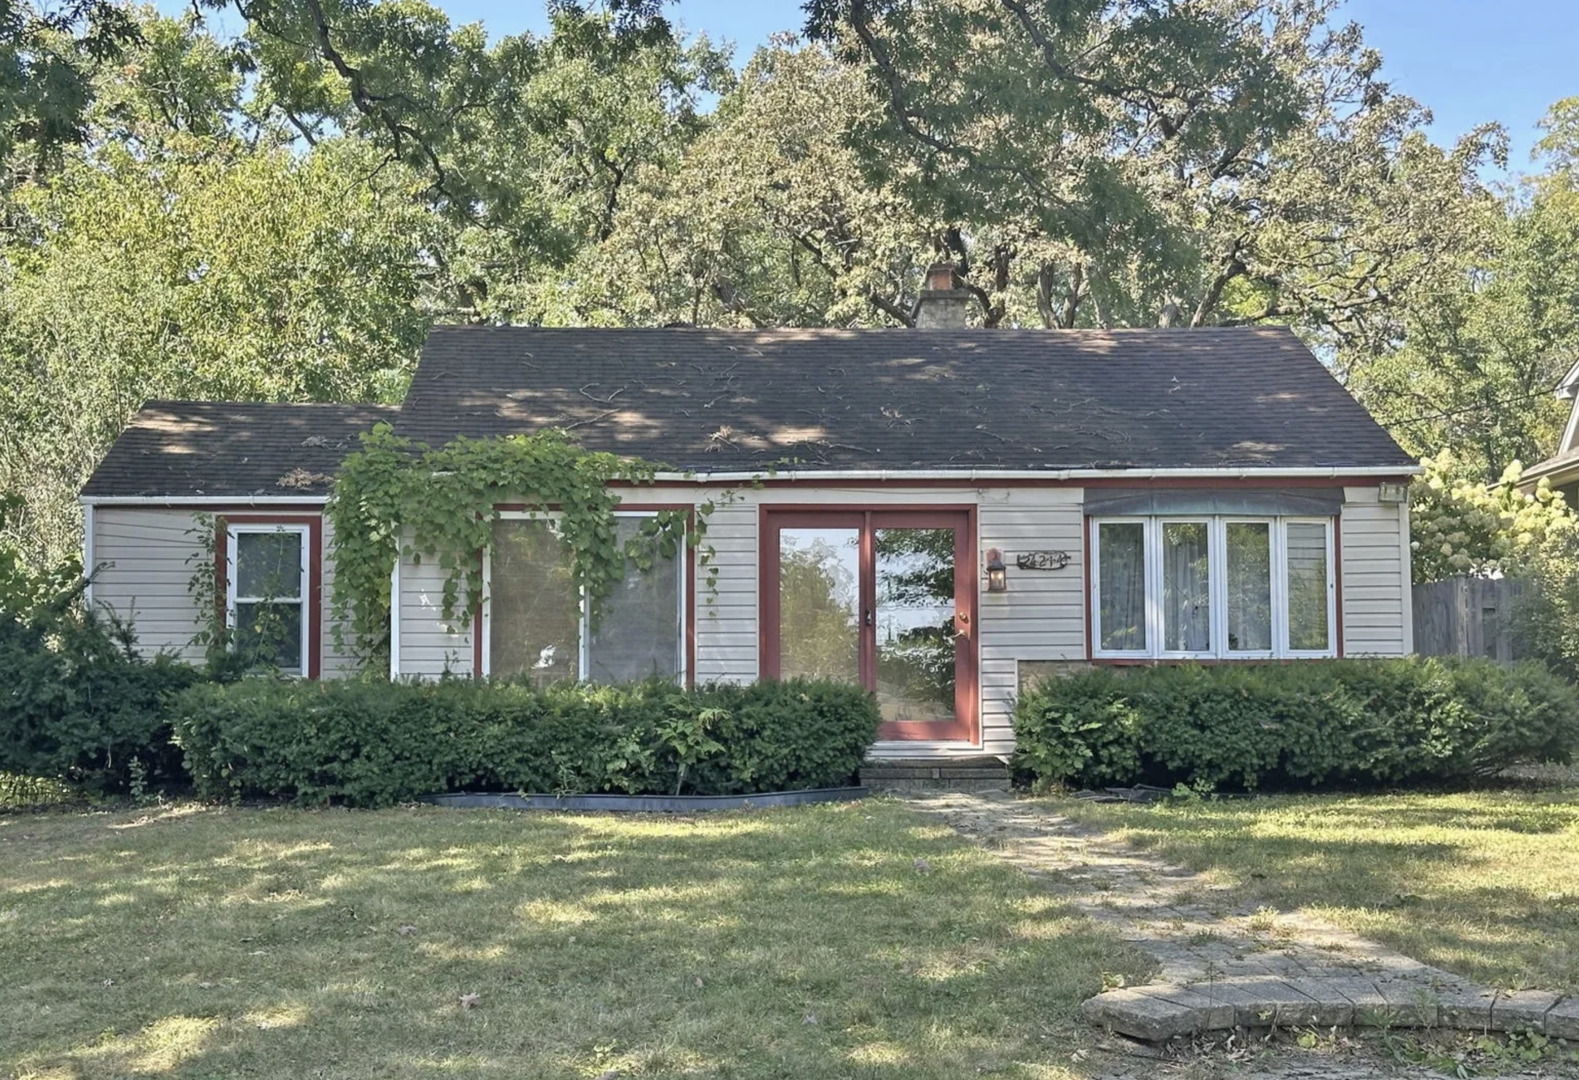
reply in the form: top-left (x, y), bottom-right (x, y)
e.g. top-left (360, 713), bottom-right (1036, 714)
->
top-left (1081, 987), bottom-right (1203, 1041)
top-left (1490, 989), bottom-right (1562, 1033)
top-left (1541, 997), bottom-right (1579, 1040)
top-left (1371, 978), bottom-right (1440, 1027)
top-left (1144, 985), bottom-right (1236, 1031)
top-left (1195, 976), bottom-right (1319, 1028)
top-left (1278, 978), bottom-right (1358, 1028)
top-left (1437, 988), bottom-right (1497, 1031)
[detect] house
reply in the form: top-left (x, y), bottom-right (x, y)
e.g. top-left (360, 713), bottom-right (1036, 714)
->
top-left (80, 275), bottom-right (1418, 760)
top-left (1521, 359), bottom-right (1579, 503)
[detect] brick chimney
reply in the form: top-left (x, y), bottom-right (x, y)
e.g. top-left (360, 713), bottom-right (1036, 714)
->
top-left (913, 262), bottom-right (972, 329)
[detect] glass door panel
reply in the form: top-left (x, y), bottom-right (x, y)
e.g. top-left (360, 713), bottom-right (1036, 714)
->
top-left (874, 527), bottom-right (957, 726)
top-left (778, 527), bottom-right (861, 683)
top-left (763, 510), bottom-right (976, 743)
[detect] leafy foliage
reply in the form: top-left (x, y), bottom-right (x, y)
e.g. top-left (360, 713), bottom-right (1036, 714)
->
top-left (801, 0), bottom-right (1501, 346)
top-left (171, 676), bottom-right (881, 807)
top-left (1409, 451), bottom-right (1576, 583)
top-left (1014, 659), bottom-right (1579, 792)
top-left (5, 0), bottom-right (1578, 588)
top-left (325, 423), bottom-right (702, 667)
top-left (0, 496), bottom-right (201, 792)
top-left (1351, 98), bottom-right (1579, 474)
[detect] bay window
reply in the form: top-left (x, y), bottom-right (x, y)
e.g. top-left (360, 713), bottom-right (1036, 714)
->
top-left (1091, 517), bottom-right (1336, 660)
top-left (484, 512), bottom-right (685, 685)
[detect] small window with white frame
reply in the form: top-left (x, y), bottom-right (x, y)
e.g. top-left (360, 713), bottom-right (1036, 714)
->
top-left (484, 511), bottom-right (685, 685)
top-left (1091, 516), bottom-right (1336, 660)
top-left (227, 523), bottom-right (311, 675)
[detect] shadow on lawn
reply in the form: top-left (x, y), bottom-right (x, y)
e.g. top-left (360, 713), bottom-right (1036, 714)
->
top-left (2, 803), bottom-right (1151, 1080)
top-left (1078, 793), bottom-right (1579, 991)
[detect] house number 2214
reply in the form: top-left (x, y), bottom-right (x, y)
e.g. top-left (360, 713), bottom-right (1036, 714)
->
top-left (1015, 550), bottom-right (1070, 571)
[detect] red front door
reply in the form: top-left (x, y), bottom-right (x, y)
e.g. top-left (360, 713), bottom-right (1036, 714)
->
top-left (760, 509), bottom-right (977, 742)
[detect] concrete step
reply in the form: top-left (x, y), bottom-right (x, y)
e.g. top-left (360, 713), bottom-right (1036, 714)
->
top-left (861, 756), bottom-right (1012, 792)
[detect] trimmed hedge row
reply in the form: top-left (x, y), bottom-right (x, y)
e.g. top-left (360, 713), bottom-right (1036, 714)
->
top-left (1014, 658), bottom-right (1579, 792)
top-left (172, 677), bottom-right (881, 807)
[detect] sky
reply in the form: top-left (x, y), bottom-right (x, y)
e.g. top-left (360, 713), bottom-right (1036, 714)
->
top-left (183, 0), bottom-right (1579, 178)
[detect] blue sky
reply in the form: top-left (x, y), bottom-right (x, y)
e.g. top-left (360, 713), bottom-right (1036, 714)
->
top-left (183, 0), bottom-right (1578, 176)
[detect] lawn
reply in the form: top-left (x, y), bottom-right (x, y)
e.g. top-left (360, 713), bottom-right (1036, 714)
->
top-left (1051, 788), bottom-right (1579, 994)
top-left (0, 798), bottom-right (1150, 1080)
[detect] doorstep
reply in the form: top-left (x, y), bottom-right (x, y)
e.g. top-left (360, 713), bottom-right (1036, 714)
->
top-left (860, 755), bottom-right (1013, 793)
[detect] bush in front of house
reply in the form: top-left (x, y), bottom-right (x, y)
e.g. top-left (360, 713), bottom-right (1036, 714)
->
top-left (171, 676), bottom-right (882, 807)
top-left (1014, 657), bottom-right (1579, 792)
top-left (0, 557), bottom-right (205, 795)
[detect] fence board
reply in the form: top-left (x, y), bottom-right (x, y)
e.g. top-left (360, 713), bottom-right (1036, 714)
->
top-left (1411, 576), bottom-right (1527, 663)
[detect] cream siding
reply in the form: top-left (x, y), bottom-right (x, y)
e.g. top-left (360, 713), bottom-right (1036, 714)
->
top-left (1340, 486), bottom-right (1411, 656)
top-left (318, 516), bottom-right (360, 678)
top-left (90, 508), bottom-right (207, 664)
top-left (89, 506), bottom-right (358, 676)
top-left (975, 488), bottom-right (1087, 756)
top-left (396, 538), bottom-right (475, 678)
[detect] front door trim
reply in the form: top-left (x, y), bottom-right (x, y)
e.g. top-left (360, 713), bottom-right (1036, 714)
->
top-left (758, 504), bottom-right (979, 744)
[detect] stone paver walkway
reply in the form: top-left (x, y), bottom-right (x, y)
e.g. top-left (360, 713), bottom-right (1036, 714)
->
top-left (907, 792), bottom-right (1579, 1044)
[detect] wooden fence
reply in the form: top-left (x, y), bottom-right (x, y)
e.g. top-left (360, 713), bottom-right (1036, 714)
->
top-left (1411, 576), bottom-right (1527, 663)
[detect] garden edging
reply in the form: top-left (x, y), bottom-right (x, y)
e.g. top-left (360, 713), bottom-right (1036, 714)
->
top-left (419, 786), bottom-right (868, 812)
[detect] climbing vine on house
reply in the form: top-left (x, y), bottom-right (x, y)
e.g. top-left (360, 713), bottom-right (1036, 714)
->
top-left (326, 423), bottom-right (711, 668)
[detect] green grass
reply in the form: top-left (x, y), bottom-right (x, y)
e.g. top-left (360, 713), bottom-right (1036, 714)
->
top-left (0, 799), bottom-right (1150, 1080)
top-left (1049, 789), bottom-right (1579, 993)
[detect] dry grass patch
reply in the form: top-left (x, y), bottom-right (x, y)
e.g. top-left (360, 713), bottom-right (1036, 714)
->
top-left (1051, 789), bottom-right (1579, 992)
top-left (1, 798), bottom-right (1149, 1079)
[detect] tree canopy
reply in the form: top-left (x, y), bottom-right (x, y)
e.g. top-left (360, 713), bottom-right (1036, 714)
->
top-left (2, 0), bottom-right (1577, 569)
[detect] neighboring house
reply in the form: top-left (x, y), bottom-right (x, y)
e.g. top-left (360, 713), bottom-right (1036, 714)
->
top-left (81, 274), bottom-right (1418, 759)
top-left (1521, 359), bottom-right (1579, 504)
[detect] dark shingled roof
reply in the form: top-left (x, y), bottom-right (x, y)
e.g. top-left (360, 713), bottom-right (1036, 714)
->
top-left (83, 326), bottom-right (1414, 498)
top-left (396, 325), bottom-right (1413, 472)
top-left (83, 401), bottom-right (397, 498)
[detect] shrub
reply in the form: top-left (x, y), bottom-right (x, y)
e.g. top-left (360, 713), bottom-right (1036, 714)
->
top-left (0, 600), bottom-right (203, 793)
top-left (1013, 658), bottom-right (1579, 792)
top-left (171, 676), bottom-right (881, 807)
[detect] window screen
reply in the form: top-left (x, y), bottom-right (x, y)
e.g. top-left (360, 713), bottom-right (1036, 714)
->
top-left (587, 517), bottom-right (682, 682)
top-left (1097, 521), bottom-right (1147, 652)
top-left (1285, 521), bottom-right (1331, 651)
top-left (489, 519), bottom-right (580, 686)
top-left (231, 528), bottom-right (306, 675)
top-left (490, 515), bottom-right (683, 685)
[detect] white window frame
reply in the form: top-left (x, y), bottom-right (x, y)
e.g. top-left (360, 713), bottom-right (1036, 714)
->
top-left (1157, 517), bottom-right (1214, 660)
top-left (1221, 518), bottom-right (1277, 660)
top-left (1280, 517), bottom-right (1339, 659)
top-left (1091, 515), bottom-right (1336, 661)
top-left (226, 523), bottom-right (311, 677)
top-left (480, 510), bottom-right (688, 684)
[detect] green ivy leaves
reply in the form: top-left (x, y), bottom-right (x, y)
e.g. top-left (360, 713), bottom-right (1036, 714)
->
top-left (325, 423), bottom-right (704, 670)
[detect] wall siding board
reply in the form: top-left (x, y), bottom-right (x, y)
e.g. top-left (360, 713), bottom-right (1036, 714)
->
top-left (1340, 493), bottom-right (1410, 656)
top-left (91, 508), bottom-right (208, 664)
top-left (398, 528), bottom-right (475, 679)
top-left (92, 507), bottom-right (357, 677)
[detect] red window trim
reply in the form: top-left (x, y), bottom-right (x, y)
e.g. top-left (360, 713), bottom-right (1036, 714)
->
top-left (214, 513), bottom-right (324, 680)
top-left (758, 504), bottom-right (979, 745)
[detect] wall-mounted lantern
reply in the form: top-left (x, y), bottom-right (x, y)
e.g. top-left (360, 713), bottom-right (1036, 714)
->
top-left (984, 548), bottom-right (1008, 593)
top-left (1378, 480), bottom-right (1408, 504)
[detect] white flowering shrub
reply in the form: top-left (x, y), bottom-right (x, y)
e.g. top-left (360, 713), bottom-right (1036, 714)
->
top-left (1409, 451), bottom-right (1575, 584)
